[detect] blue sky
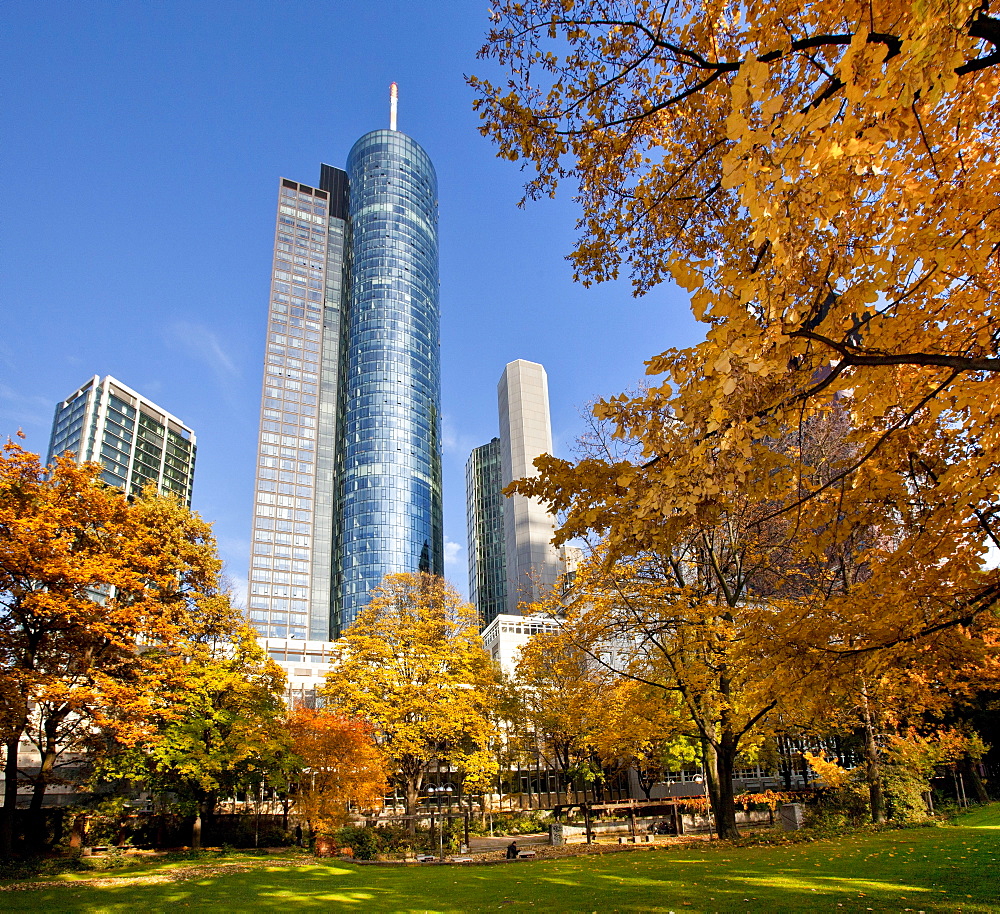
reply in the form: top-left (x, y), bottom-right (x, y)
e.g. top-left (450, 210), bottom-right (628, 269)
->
top-left (1, 1), bottom-right (701, 601)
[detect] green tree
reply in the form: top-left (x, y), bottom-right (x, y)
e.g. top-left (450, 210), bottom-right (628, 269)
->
top-left (95, 627), bottom-right (290, 849)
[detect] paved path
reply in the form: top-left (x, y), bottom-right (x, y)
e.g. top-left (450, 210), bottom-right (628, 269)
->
top-left (468, 832), bottom-right (549, 854)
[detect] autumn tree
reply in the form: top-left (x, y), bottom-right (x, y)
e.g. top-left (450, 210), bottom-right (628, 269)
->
top-left (95, 627), bottom-right (291, 849)
top-left (796, 614), bottom-right (1000, 820)
top-left (320, 573), bottom-right (500, 831)
top-left (0, 442), bottom-right (227, 856)
top-left (590, 677), bottom-right (699, 802)
top-left (517, 623), bottom-right (696, 803)
top-left (472, 0), bottom-right (1000, 649)
top-left (515, 626), bottom-right (604, 802)
top-left (288, 707), bottom-right (387, 835)
top-left (533, 531), bottom-right (828, 837)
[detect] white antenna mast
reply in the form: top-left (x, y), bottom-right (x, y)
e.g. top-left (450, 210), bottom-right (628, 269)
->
top-left (390, 82), bottom-right (398, 131)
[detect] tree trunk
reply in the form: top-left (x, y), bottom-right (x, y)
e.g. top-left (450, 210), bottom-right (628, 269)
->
top-left (778, 735), bottom-right (793, 790)
top-left (716, 736), bottom-right (741, 840)
top-left (404, 778), bottom-right (420, 836)
top-left (1, 735), bottom-right (21, 858)
top-left (637, 766), bottom-right (655, 801)
top-left (192, 793), bottom-right (207, 850)
top-left (28, 737), bottom-right (58, 812)
top-left (960, 757), bottom-right (990, 804)
top-left (859, 682), bottom-right (885, 823)
top-left (703, 736), bottom-right (741, 840)
top-left (27, 706), bottom-right (69, 855)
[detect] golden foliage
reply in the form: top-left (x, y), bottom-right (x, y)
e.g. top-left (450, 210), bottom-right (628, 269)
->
top-left (320, 573), bottom-right (500, 815)
top-left (0, 442), bottom-right (249, 828)
top-left (803, 751), bottom-right (851, 789)
top-left (472, 0), bottom-right (1000, 653)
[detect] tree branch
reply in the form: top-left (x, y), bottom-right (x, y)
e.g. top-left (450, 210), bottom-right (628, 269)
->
top-left (790, 329), bottom-right (1000, 373)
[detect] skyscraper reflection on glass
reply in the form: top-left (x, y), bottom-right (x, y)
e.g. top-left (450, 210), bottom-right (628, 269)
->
top-left (247, 100), bottom-right (442, 642)
top-left (336, 129), bottom-right (443, 633)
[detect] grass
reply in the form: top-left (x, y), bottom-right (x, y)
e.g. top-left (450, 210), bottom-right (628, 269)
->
top-left (2, 805), bottom-right (998, 913)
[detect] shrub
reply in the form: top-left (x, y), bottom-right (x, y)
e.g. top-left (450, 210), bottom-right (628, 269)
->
top-left (333, 825), bottom-right (381, 860)
top-left (480, 810), bottom-right (551, 836)
top-left (882, 735), bottom-right (936, 823)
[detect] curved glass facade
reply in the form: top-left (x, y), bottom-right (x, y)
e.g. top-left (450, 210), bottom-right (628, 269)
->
top-left (336, 129), bottom-right (443, 632)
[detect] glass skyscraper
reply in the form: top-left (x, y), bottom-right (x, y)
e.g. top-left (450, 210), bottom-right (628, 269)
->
top-left (465, 437), bottom-right (507, 629)
top-left (48, 375), bottom-right (196, 504)
top-left (248, 106), bottom-right (442, 642)
top-left (337, 130), bottom-right (443, 630)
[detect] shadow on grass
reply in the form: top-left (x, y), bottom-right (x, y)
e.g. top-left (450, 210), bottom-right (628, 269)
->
top-left (10, 807), bottom-right (1000, 913)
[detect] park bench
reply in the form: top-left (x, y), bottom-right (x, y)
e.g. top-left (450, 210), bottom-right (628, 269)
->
top-left (450, 856), bottom-right (474, 864)
top-left (516, 849), bottom-right (536, 859)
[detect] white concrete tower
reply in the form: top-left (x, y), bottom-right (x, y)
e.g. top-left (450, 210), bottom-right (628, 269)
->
top-left (497, 360), bottom-right (561, 614)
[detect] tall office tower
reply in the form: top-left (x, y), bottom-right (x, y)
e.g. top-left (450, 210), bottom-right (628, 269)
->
top-left (336, 127), bottom-right (442, 633)
top-left (48, 375), bottom-right (196, 504)
top-left (248, 90), bottom-right (442, 642)
top-left (465, 437), bottom-right (507, 629)
top-left (497, 360), bottom-right (561, 614)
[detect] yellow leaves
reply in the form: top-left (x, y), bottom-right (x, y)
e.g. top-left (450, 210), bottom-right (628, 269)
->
top-left (2, 442), bottom-right (242, 773)
top-left (761, 93), bottom-right (784, 121)
top-left (474, 2), bottom-right (1000, 720)
top-left (803, 752), bottom-right (850, 788)
top-left (667, 255), bottom-right (708, 293)
top-left (321, 573), bottom-right (499, 802)
top-left (690, 287), bottom-right (715, 321)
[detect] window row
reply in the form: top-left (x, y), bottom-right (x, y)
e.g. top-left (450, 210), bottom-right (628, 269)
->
top-left (254, 517), bottom-right (311, 534)
top-left (253, 529), bottom-right (310, 547)
top-left (250, 581), bottom-right (309, 597)
top-left (255, 490), bottom-right (312, 509)
top-left (250, 570), bottom-right (309, 586)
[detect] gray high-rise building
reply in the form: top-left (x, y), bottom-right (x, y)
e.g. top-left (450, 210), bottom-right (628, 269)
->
top-left (248, 89), bottom-right (442, 642)
top-left (466, 361), bottom-right (561, 622)
top-left (48, 375), bottom-right (196, 504)
top-left (465, 437), bottom-right (507, 629)
top-left (498, 360), bottom-right (560, 614)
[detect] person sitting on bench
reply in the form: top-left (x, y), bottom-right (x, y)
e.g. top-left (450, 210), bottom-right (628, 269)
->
top-left (506, 841), bottom-right (518, 859)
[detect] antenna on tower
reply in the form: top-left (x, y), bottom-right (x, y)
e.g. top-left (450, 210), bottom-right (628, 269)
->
top-left (390, 82), bottom-right (398, 131)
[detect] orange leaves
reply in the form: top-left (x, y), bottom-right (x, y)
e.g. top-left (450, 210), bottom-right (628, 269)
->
top-left (288, 707), bottom-right (387, 828)
top-left (475, 4), bottom-right (1000, 818)
top-left (1, 442), bottom-right (240, 795)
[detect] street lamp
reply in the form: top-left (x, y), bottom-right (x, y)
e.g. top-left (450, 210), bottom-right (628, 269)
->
top-left (427, 784), bottom-right (455, 860)
top-left (694, 774), bottom-right (715, 839)
top-left (427, 784), bottom-right (455, 859)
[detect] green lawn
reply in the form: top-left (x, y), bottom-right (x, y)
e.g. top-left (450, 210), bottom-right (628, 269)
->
top-left (3, 805), bottom-right (999, 913)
